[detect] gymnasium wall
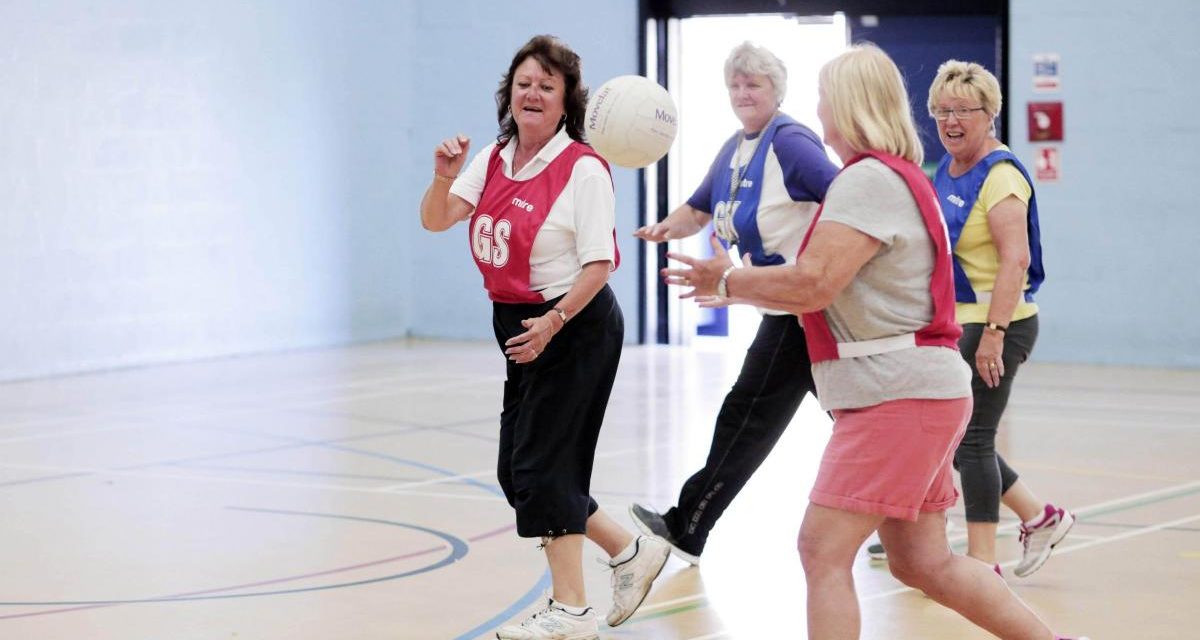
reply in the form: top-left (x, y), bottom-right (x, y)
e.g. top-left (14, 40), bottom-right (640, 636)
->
top-left (402, 2), bottom-right (642, 342)
top-left (0, 0), bottom-right (640, 382)
top-left (2, 1), bottom-right (1197, 381)
top-left (1007, 0), bottom-right (1200, 366)
top-left (0, 1), bottom-right (415, 381)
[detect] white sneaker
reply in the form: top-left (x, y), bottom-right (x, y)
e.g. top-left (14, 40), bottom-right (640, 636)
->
top-left (606, 536), bottom-right (669, 626)
top-left (1014, 504), bottom-right (1075, 578)
top-left (495, 598), bottom-right (599, 640)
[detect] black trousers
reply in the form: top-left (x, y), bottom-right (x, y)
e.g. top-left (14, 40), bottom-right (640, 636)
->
top-left (663, 314), bottom-right (816, 555)
top-left (954, 314), bottom-right (1039, 523)
top-left (493, 285), bottom-right (623, 538)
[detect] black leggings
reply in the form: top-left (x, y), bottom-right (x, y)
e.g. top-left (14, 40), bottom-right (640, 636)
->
top-left (493, 285), bottom-right (623, 538)
top-left (663, 314), bottom-right (815, 554)
top-left (953, 314), bottom-right (1039, 523)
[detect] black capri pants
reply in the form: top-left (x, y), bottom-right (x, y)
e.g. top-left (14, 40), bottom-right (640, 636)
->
top-left (492, 284), bottom-right (623, 538)
top-left (953, 314), bottom-right (1039, 523)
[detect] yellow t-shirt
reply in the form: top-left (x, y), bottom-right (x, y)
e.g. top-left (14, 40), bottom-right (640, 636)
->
top-left (954, 147), bottom-right (1039, 324)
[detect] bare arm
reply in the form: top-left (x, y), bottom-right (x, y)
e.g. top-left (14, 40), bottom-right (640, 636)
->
top-left (503, 260), bottom-right (613, 363)
top-left (664, 223), bottom-right (881, 315)
top-left (420, 134), bottom-right (476, 232)
top-left (632, 202), bottom-right (712, 242)
top-left (974, 194), bottom-right (1031, 386)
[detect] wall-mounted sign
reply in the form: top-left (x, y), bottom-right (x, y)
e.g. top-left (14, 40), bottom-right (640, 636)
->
top-left (1035, 146), bottom-right (1060, 182)
top-left (1028, 101), bottom-right (1064, 142)
top-left (1033, 53), bottom-right (1060, 92)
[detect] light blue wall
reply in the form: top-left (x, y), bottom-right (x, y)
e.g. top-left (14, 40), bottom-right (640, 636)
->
top-left (1009, 0), bottom-right (1200, 366)
top-left (403, 2), bottom-right (641, 343)
top-left (0, 0), bottom-right (639, 381)
top-left (0, 1), bottom-right (414, 380)
top-left (3, 1), bottom-right (1196, 380)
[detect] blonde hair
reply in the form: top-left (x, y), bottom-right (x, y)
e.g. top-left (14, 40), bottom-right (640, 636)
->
top-left (725, 41), bottom-right (787, 106)
top-left (927, 59), bottom-right (1002, 118)
top-left (818, 44), bottom-right (923, 164)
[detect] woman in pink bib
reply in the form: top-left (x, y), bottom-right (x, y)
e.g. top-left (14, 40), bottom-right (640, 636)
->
top-left (419, 35), bottom-right (667, 640)
top-left (662, 44), bottom-right (1086, 640)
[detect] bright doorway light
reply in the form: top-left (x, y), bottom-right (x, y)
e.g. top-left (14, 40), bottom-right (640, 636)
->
top-left (671, 13), bottom-right (847, 351)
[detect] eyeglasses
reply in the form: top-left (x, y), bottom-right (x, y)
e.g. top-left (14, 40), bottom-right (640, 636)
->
top-left (931, 107), bottom-right (988, 121)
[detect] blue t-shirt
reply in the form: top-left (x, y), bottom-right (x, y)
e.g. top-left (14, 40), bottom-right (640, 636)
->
top-left (687, 115), bottom-right (838, 267)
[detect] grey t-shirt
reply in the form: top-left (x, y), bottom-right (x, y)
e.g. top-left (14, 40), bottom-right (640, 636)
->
top-left (811, 158), bottom-right (971, 410)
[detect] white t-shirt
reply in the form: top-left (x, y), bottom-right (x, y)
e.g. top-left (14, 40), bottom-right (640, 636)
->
top-left (812, 158), bottom-right (972, 410)
top-left (450, 129), bottom-right (616, 300)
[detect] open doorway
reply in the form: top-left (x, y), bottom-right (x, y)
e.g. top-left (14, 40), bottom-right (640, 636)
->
top-left (662, 13), bottom-right (848, 349)
top-left (640, 7), bottom-right (1005, 347)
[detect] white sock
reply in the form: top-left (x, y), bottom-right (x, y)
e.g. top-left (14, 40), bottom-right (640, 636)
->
top-left (551, 599), bottom-right (590, 616)
top-left (610, 536), bottom-right (641, 564)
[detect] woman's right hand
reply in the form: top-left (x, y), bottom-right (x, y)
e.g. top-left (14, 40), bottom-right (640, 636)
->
top-left (633, 220), bottom-right (674, 243)
top-left (434, 135), bottom-right (470, 179)
top-left (635, 204), bottom-right (709, 243)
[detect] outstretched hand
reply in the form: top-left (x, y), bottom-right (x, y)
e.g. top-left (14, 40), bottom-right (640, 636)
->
top-left (633, 220), bottom-right (673, 243)
top-left (662, 234), bottom-right (735, 299)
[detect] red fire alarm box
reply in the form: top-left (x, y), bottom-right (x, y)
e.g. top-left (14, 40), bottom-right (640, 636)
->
top-left (1035, 146), bottom-right (1060, 182)
top-left (1027, 102), bottom-right (1063, 142)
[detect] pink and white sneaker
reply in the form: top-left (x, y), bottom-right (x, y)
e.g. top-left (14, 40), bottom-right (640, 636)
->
top-left (1014, 503), bottom-right (1075, 578)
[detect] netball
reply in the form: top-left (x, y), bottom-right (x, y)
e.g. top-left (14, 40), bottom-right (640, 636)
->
top-left (585, 75), bottom-right (678, 168)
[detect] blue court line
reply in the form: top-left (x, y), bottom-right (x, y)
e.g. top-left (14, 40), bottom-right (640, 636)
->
top-left (318, 442), bottom-right (501, 496)
top-left (0, 416), bottom-right (493, 491)
top-left (0, 508), bottom-right (469, 607)
top-left (1, 399), bottom-right (540, 637)
top-left (0, 471), bottom-right (93, 488)
top-left (171, 462), bottom-right (424, 483)
top-left (160, 421), bottom-right (504, 495)
top-left (453, 569), bottom-right (552, 640)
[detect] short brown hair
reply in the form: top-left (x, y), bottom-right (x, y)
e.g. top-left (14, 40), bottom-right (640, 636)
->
top-left (495, 35), bottom-right (588, 144)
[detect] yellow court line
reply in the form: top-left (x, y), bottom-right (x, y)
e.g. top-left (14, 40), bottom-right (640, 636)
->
top-left (632, 593), bottom-right (706, 615)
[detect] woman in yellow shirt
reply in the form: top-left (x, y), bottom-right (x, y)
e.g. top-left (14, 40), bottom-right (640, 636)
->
top-left (926, 60), bottom-right (1073, 578)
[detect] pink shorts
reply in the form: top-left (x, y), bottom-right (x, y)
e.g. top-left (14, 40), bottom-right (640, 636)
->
top-left (810, 397), bottom-right (971, 521)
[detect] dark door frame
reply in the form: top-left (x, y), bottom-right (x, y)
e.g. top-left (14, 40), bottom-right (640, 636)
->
top-left (635, 0), bottom-right (1010, 344)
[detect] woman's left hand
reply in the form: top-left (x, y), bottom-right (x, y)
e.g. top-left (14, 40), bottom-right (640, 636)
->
top-left (975, 330), bottom-right (1005, 388)
top-left (504, 313), bottom-right (560, 364)
top-left (695, 295), bottom-right (732, 309)
top-left (663, 235), bottom-right (733, 298)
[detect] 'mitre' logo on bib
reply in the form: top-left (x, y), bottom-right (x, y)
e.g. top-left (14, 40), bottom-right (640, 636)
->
top-left (947, 194), bottom-right (966, 208)
top-left (510, 197), bottom-right (535, 212)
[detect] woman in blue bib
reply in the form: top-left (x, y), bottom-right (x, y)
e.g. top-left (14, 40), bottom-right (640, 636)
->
top-left (924, 60), bottom-right (1074, 578)
top-left (629, 42), bottom-right (839, 565)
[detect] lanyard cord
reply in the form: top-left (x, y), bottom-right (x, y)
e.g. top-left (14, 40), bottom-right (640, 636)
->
top-left (726, 114), bottom-right (774, 204)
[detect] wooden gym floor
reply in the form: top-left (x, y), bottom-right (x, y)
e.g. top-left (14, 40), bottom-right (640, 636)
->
top-left (0, 338), bottom-right (1196, 639)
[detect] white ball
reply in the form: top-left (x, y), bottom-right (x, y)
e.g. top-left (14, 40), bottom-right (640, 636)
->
top-left (585, 75), bottom-right (678, 169)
